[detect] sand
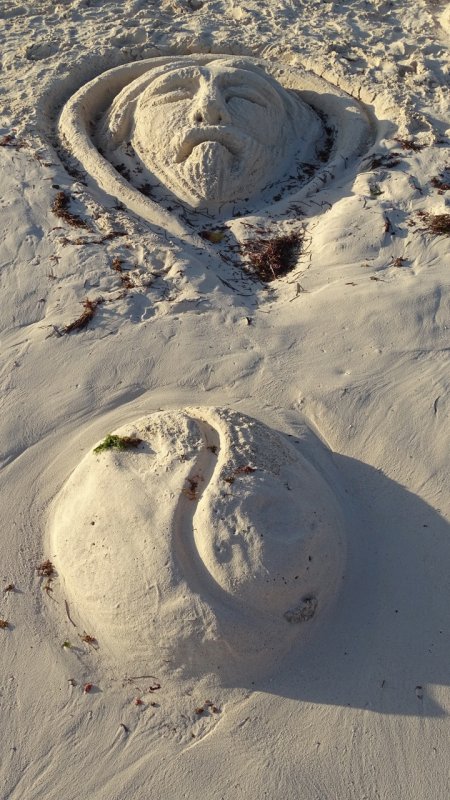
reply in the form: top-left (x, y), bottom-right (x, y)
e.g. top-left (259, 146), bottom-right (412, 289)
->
top-left (50, 408), bottom-right (345, 681)
top-left (0, 1), bottom-right (449, 799)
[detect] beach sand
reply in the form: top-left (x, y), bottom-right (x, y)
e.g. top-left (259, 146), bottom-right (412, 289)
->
top-left (0, 1), bottom-right (449, 798)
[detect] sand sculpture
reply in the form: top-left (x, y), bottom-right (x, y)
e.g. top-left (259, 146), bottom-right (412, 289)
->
top-left (58, 55), bottom-right (373, 235)
top-left (50, 408), bottom-right (345, 680)
top-left (96, 58), bottom-right (321, 208)
top-left (52, 58), bottom-right (360, 679)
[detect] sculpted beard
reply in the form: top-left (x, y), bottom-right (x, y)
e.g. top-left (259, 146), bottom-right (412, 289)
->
top-left (168, 136), bottom-right (271, 205)
top-left (133, 105), bottom-right (278, 207)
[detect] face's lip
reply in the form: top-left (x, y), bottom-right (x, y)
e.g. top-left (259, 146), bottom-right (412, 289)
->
top-left (175, 126), bottom-right (245, 163)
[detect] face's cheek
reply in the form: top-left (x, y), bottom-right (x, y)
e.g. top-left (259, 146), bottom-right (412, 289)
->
top-left (134, 98), bottom-right (191, 161)
top-left (226, 97), bottom-right (282, 145)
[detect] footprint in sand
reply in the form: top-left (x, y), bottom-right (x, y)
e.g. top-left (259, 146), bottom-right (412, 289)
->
top-left (25, 41), bottom-right (59, 61)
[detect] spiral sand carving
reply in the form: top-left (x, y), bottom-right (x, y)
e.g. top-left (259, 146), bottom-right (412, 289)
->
top-left (50, 408), bottom-right (345, 680)
top-left (58, 55), bottom-right (374, 238)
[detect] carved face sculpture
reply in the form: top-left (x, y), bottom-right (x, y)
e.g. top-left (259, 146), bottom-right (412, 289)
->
top-left (100, 57), bottom-right (317, 209)
top-left (61, 54), bottom-right (373, 231)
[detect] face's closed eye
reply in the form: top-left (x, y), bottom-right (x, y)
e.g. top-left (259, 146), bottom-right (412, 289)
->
top-left (224, 87), bottom-right (269, 109)
top-left (150, 86), bottom-right (196, 105)
top-left (150, 74), bottom-right (200, 105)
top-left (152, 89), bottom-right (192, 104)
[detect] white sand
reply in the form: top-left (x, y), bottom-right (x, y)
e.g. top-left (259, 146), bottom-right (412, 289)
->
top-left (0, 1), bottom-right (449, 799)
top-left (58, 53), bottom-right (371, 238)
top-left (50, 408), bottom-right (345, 681)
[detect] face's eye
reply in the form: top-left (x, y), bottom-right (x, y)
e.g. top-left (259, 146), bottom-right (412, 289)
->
top-left (224, 89), bottom-right (268, 109)
top-left (150, 75), bottom-right (199, 104)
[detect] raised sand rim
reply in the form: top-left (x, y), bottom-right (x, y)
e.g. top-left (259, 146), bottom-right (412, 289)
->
top-left (49, 408), bottom-right (345, 681)
top-left (57, 54), bottom-right (375, 239)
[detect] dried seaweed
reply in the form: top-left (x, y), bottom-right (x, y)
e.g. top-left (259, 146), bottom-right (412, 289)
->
top-left (36, 559), bottom-right (55, 577)
top-left (111, 257), bottom-right (123, 272)
top-left (51, 190), bottom-right (90, 229)
top-left (241, 232), bottom-right (303, 282)
top-left (63, 297), bottom-right (104, 333)
top-left (0, 133), bottom-right (27, 148)
top-left (394, 139), bottom-right (425, 152)
top-left (365, 152), bottom-right (402, 170)
top-left (430, 168), bottom-right (450, 192)
top-left (417, 212), bottom-right (450, 235)
top-left (110, 257), bottom-right (135, 288)
top-left (79, 632), bottom-right (98, 648)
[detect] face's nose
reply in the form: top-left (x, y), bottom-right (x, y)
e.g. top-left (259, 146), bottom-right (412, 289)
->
top-left (192, 84), bottom-right (230, 125)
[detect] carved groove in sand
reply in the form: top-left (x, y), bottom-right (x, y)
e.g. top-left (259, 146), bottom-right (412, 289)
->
top-left (58, 55), bottom-right (374, 237)
top-left (50, 408), bottom-right (345, 680)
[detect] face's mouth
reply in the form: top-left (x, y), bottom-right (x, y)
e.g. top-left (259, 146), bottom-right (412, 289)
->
top-left (175, 127), bottom-right (244, 163)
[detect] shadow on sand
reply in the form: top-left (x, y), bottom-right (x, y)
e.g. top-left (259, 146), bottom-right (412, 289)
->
top-left (252, 450), bottom-right (450, 718)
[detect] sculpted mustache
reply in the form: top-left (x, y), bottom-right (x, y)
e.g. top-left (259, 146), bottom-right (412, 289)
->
top-left (175, 127), bottom-right (247, 163)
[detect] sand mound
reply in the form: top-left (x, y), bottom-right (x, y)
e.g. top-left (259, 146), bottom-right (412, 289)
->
top-left (57, 54), bottom-right (374, 237)
top-left (50, 408), bottom-right (345, 681)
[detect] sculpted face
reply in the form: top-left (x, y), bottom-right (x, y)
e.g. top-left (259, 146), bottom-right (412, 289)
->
top-left (62, 54), bottom-right (372, 227)
top-left (133, 63), bottom-right (288, 205)
top-left (100, 58), bottom-right (315, 209)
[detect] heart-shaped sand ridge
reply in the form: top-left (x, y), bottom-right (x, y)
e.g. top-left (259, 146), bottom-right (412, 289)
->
top-left (57, 54), bottom-right (375, 240)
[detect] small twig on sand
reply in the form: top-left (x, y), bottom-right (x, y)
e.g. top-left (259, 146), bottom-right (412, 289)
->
top-left (65, 600), bottom-right (76, 627)
top-left (384, 213), bottom-right (394, 234)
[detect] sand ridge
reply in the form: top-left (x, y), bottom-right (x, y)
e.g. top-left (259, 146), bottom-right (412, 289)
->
top-left (57, 54), bottom-right (374, 241)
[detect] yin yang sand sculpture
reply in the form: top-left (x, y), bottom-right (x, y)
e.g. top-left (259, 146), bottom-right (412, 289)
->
top-left (50, 409), bottom-right (345, 681)
top-left (58, 55), bottom-right (374, 238)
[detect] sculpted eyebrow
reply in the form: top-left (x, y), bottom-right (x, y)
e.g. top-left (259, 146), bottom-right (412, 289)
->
top-left (151, 73), bottom-right (199, 95)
